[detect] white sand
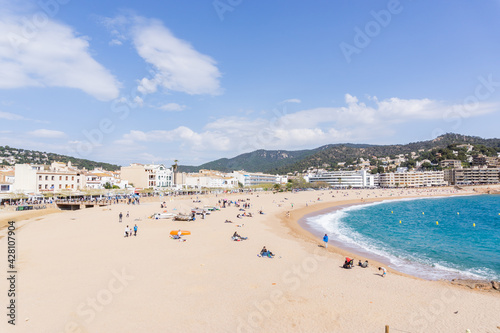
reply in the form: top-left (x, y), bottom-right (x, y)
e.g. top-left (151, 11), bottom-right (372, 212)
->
top-left (0, 187), bottom-right (499, 332)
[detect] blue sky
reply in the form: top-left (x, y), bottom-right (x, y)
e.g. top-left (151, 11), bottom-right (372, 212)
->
top-left (1, 0), bottom-right (499, 166)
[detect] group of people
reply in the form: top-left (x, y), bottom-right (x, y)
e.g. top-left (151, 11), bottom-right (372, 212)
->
top-left (324, 234), bottom-right (385, 277)
top-left (118, 211), bottom-right (129, 223)
top-left (124, 224), bottom-right (138, 237)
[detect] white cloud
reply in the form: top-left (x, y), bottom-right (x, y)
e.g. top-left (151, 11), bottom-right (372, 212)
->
top-left (28, 129), bottom-right (66, 139)
top-left (127, 16), bottom-right (221, 96)
top-left (0, 110), bottom-right (47, 123)
top-left (0, 10), bottom-right (120, 101)
top-left (114, 94), bottom-right (499, 155)
top-left (133, 96), bottom-right (144, 106)
top-left (0, 111), bottom-right (24, 121)
top-left (280, 98), bottom-right (301, 104)
top-left (159, 103), bottom-right (186, 112)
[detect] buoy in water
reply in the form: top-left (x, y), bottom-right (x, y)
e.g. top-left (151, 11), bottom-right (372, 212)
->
top-left (422, 212), bottom-right (425, 215)
top-left (399, 220), bottom-right (402, 224)
top-left (457, 212), bottom-right (459, 215)
top-left (473, 223), bottom-right (476, 227)
top-left (436, 221), bottom-right (439, 225)
top-left (391, 211), bottom-right (393, 214)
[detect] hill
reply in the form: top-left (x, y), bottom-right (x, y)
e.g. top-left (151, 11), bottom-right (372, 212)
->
top-left (179, 133), bottom-right (500, 174)
top-left (0, 146), bottom-right (121, 171)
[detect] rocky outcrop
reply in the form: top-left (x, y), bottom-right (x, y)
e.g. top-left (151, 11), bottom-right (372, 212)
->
top-left (450, 279), bottom-right (500, 291)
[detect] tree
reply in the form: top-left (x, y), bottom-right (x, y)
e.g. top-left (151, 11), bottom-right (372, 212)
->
top-left (104, 182), bottom-right (112, 189)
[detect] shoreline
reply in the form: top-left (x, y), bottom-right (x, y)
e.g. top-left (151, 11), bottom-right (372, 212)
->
top-left (282, 191), bottom-right (499, 287)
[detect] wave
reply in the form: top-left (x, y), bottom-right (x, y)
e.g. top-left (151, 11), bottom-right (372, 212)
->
top-left (305, 196), bottom-right (499, 281)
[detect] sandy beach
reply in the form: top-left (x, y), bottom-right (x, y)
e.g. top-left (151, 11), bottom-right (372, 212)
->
top-left (1, 187), bottom-right (499, 332)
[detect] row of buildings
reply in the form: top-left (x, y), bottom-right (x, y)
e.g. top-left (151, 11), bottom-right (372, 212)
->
top-left (308, 166), bottom-right (500, 188)
top-left (0, 162), bottom-right (287, 199)
top-left (2, 160), bottom-right (500, 200)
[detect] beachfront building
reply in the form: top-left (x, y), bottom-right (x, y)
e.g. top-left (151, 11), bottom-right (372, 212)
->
top-left (14, 162), bottom-right (87, 194)
top-left (231, 171), bottom-right (279, 187)
top-left (120, 163), bottom-right (173, 189)
top-left (184, 170), bottom-right (239, 189)
top-left (378, 171), bottom-right (446, 188)
top-left (472, 155), bottom-right (499, 168)
top-left (444, 167), bottom-right (500, 185)
top-left (86, 169), bottom-right (128, 189)
top-left (440, 160), bottom-right (462, 169)
top-left (308, 170), bottom-right (376, 188)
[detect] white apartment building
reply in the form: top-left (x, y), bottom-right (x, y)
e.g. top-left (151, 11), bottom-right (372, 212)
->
top-left (14, 162), bottom-right (87, 194)
top-left (379, 171), bottom-right (446, 188)
top-left (184, 170), bottom-right (239, 189)
top-left (232, 171), bottom-right (279, 187)
top-left (120, 164), bottom-right (173, 188)
top-left (86, 169), bottom-right (128, 189)
top-left (308, 170), bottom-right (376, 188)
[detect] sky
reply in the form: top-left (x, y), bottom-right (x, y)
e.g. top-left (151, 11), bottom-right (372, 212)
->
top-left (1, 0), bottom-right (499, 166)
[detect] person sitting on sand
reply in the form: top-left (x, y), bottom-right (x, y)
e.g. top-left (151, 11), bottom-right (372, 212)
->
top-left (358, 260), bottom-right (368, 268)
top-left (124, 225), bottom-right (130, 237)
top-left (260, 246), bottom-right (274, 258)
top-left (232, 231), bottom-right (247, 241)
top-left (172, 229), bottom-right (182, 240)
top-left (343, 257), bottom-right (354, 269)
top-left (378, 267), bottom-right (387, 277)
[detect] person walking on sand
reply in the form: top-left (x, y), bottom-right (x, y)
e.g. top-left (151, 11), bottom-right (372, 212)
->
top-left (378, 267), bottom-right (387, 277)
top-left (119, 212), bottom-right (123, 223)
top-left (134, 224), bottom-right (138, 236)
top-left (323, 234), bottom-right (329, 249)
top-left (124, 225), bottom-right (130, 237)
top-left (126, 211), bottom-right (129, 218)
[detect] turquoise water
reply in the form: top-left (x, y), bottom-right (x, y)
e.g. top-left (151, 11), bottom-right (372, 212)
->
top-left (306, 195), bottom-right (500, 281)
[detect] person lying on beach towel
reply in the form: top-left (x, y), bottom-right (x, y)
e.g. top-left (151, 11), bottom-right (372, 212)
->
top-left (259, 246), bottom-right (275, 258)
top-left (225, 220), bottom-right (233, 223)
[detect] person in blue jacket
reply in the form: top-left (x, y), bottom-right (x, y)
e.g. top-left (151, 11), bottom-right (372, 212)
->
top-left (323, 234), bottom-right (329, 249)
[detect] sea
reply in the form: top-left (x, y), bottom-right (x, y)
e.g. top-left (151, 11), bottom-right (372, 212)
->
top-left (304, 194), bottom-right (500, 281)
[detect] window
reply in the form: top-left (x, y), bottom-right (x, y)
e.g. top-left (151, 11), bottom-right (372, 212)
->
top-left (45, 176), bottom-right (48, 180)
top-left (39, 175), bottom-right (42, 180)
top-left (77, 179), bottom-right (80, 183)
top-left (71, 184), bottom-right (74, 189)
top-left (72, 176), bottom-right (74, 181)
top-left (38, 185), bottom-right (42, 189)
top-left (45, 185), bottom-right (48, 189)
top-left (52, 176), bottom-right (54, 180)
top-left (59, 184), bottom-right (62, 189)
top-left (59, 176), bottom-right (62, 180)
top-left (66, 176), bottom-right (68, 181)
